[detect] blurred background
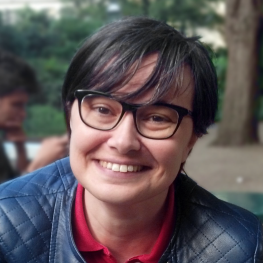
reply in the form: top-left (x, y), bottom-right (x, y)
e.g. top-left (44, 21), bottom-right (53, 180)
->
top-left (0, 0), bottom-right (227, 140)
top-left (0, 1), bottom-right (263, 207)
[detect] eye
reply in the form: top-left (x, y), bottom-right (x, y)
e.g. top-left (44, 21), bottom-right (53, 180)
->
top-left (88, 103), bottom-right (119, 119)
top-left (82, 95), bottom-right (120, 117)
top-left (139, 107), bottom-right (177, 124)
top-left (147, 114), bottom-right (172, 123)
top-left (12, 102), bottom-right (25, 109)
top-left (95, 106), bottom-right (112, 115)
top-left (137, 105), bottom-right (178, 131)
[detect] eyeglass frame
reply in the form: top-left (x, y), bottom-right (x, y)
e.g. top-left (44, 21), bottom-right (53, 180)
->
top-left (74, 90), bottom-right (193, 140)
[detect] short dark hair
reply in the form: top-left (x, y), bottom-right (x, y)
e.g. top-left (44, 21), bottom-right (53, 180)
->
top-left (62, 17), bottom-right (218, 136)
top-left (0, 49), bottom-right (39, 97)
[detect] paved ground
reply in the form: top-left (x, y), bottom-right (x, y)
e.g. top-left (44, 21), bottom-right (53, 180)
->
top-left (185, 123), bottom-right (263, 193)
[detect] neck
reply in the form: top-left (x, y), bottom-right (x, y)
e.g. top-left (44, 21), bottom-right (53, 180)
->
top-left (83, 189), bottom-right (169, 263)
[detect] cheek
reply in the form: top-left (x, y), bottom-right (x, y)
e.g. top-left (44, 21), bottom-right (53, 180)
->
top-left (70, 122), bottom-right (100, 157)
top-left (69, 126), bottom-right (98, 184)
top-left (2, 106), bottom-right (11, 118)
top-left (151, 141), bottom-right (185, 173)
top-left (70, 103), bottom-right (94, 155)
top-left (150, 135), bottom-right (193, 176)
top-left (69, 109), bottom-right (108, 172)
top-left (8, 104), bottom-right (17, 114)
top-left (2, 107), bottom-right (15, 122)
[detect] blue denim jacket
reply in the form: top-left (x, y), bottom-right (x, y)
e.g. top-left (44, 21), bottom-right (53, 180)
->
top-left (0, 157), bottom-right (262, 262)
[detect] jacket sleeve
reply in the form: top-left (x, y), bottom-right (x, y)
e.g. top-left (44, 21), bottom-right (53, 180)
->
top-left (255, 221), bottom-right (263, 262)
top-left (0, 250), bottom-right (7, 263)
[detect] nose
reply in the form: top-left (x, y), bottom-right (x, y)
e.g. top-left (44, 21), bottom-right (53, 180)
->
top-left (107, 112), bottom-right (141, 154)
top-left (16, 109), bottom-right (26, 123)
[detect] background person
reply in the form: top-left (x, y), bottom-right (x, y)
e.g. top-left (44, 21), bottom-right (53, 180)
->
top-left (0, 49), bottom-right (68, 183)
top-left (0, 17), bottom-right (262, 262)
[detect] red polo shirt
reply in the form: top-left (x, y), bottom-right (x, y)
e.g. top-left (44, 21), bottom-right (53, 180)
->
top-left (72, 184), bottom-right (175, 263)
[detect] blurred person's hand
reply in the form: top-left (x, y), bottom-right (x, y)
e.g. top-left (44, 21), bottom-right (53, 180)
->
top-left (25, 134), bottom-right (69, 173)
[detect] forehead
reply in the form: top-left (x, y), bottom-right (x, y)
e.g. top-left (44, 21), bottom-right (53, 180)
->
top-left (115, 54), bottom-right (194, 106)
top-left (114, 54), bottom-right (158, 95)
top-left (164, 66), bottom-right (194, 104)
top-left (0, 90), bottom-right (29, 103)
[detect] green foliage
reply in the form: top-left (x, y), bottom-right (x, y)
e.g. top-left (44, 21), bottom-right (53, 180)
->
top-left (257, 97), bottom-right (263, 120)
top-left (24, 105), bottom-right (66, 138)
top-left (4, 0), bottom-right (262, 135)
top-left (259, 20), bottom-right (263, 93)
top-left (0, 7), bottom-right (104, 107)
top-left (0, 1), bottom-right (226, 136)
top-left (61, 0), bottom-right (107, 22)
top-left (214, 49), bottom-right (227, 90)
top-left (213, 49), bottom-right (227, 121)
top-left (0, 24), bottom-right (24, 55)
top-left (47, 17), bottom-right (103, 59)
top-left (13, 8), bottom-right (56, 58)
top-left (257, 21), bottom-right (263, 121)
top-left (119, 0), bottom-right (145, 16)
top-left (27, 57), bottom-right (69, 108)
top-left (0, 5), bottom-right (106, 136)
top-left (120, 0), bottom-right (224, 34)
top-left (212, 44), bottom-right (263, 122)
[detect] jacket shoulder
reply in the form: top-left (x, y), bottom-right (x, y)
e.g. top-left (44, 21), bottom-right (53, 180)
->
top-left (173, 174), bottom-right (263, 262)
top-left (0, 157), bottom-right (76, 198)
top-left (0, 157), bottom-right (77, 263)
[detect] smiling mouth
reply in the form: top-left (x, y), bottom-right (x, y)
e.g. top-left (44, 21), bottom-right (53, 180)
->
top-left (99, 161), bottom-right (143, 173)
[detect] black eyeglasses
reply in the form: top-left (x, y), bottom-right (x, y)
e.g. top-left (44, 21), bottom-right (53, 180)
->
top-left (74, 90), bottom-right (193, 140)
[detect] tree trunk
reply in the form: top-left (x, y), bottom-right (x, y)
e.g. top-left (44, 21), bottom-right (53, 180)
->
top-left (214, 0), bottom-right (262, 146)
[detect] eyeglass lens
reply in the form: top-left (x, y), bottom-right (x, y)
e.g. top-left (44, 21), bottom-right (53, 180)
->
top-left (80, 94), bottom-right (179, 139)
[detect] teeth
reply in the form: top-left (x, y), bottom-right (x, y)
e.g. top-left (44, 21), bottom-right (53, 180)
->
top-left (99, 161), bottom-right (142, 173)
top-left (112, 164), bottom-right (120, 171)
top-left (102, 161), bottom-right (107, 168)
top-left (128, 165), bottom-right (134, 172)
top-left (120, 165), bottom-right (127, 172)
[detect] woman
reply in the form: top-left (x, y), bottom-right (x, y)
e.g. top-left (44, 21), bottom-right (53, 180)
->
top-left (0, 17), bottom-right (262, 263)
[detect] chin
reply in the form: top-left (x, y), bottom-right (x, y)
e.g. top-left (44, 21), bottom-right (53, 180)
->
top-left (90, 185), bottom-right (144, 205)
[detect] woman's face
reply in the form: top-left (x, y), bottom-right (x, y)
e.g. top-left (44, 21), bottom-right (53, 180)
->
top-left (69, 55), bottom-right (197, 206)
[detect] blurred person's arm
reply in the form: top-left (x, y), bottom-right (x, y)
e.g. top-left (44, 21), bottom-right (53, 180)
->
top-left (5, 128), bottom-right (69, 174)
top-left (25, 134), bottom-right (69, 173)
top-left (4, 127), bottom-right (29, 173)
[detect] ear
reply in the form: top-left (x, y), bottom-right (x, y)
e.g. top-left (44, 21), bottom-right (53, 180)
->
top-left (182, 133), bottom-right (198, 163)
